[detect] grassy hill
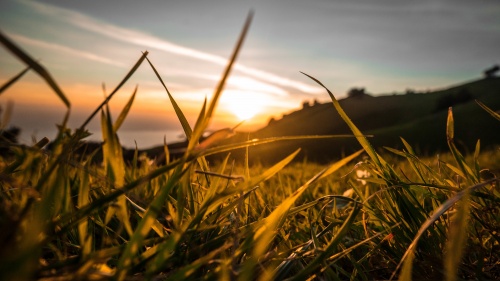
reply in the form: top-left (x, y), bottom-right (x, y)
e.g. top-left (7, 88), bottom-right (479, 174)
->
top-left (219, 77), bottom-right (500, 163)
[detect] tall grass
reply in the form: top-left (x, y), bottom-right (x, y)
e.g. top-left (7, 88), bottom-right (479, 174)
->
top-left (1, 14), bottom-right (499, 281)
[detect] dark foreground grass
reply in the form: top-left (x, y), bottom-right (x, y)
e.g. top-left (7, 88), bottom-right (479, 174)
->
top-left (1, 15), bottom-right (499, 281)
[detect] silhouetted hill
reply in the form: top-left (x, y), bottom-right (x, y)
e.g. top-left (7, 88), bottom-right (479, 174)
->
top-left (220, 77), bottom-right (500, 163)
top-left (132, 77), bottom-right (499, 164)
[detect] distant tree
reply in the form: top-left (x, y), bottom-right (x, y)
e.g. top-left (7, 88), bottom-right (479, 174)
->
top-left (405, 89), bottom-right (416, 95)
top-left (302, 101), bottom-right (311, 109)
top-left (268, 117), bottom-right (276, 125)
top-left (347, 87), bottom-right (366, 98)
top-left (483, 65), bottom-right (499, 78)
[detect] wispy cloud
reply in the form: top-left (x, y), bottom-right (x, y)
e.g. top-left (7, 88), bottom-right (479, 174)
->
top-left (5, 32), bottom-right (127, 68)
top-left (189, 74), bottom-right (289, 97)
top-left (24, 0), bottom-right (324, 95)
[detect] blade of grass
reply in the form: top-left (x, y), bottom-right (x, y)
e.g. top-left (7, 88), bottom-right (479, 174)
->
top-left (391, 179), bottom-right (496, 281)
top-left (164, 243), bottom-right (231, 280)
top-left (77, 165), bottom-right (92, 258)
top-left (115, 165), bottom-right (190, 280)
top-left (0, 30), bottom-right (70, 108)
top-left (145, 56), bottom-right (193, 139)
top-left (472, 140), bottom-right (481, 180)
top-left (0, 100), bottom-right (14, 130)
top-left (319, 149), bottom-right (363, 180)
top-left (301, 72), bottom-right (381, 168)
top-left (79, 51), bottom-right (148, 129)
top-left (138, 150), bottom-right (300, 278)
top-left (199, 134), bottom-right (366, 158)
top-left (163, 136), bottom-right (170, 165)
top-left (245, 150), bottom-right (361, 281)
top-left (50, 157), bottom-right (184, 241)
top-left (0, 66), bottom-right (30, 95)
top-left (101, 108), bottom-right (133, 236)
top-left (476, 99), bottom-right (500, 122)
top-left (204, 10), bottom-right (253, 125)
top-left (195, 150), bottom-right (301, 237)
top-left (446, 108), bottom-right (478, 183)
top-left (444, 189), bottom-right (471, 281)
top-left (400, 138), bottom-right (427, 183)
top-left (289, 203), bottom-right (362, 281)
top-left (113, 85), bottom-right (137, 131)
top-left (188, 10), bottom-right (253, 152)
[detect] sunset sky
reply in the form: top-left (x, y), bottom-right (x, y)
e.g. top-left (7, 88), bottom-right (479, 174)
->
top-left (1, 0), bottom-right (499, 148)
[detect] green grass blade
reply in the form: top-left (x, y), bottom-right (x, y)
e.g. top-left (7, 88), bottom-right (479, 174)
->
top-left (115, 166), bottom-right (189, 280)
top-left (190, 99), bottom-right (211, 172)
top-left (198, 149), bottom-right (300, 229)
top-left (77, 167), bottom-right (92, 258)
top-left (245, 151), bottom-right (360, 280)
top-left (145, 56), bottom-right (193, 139)
top-left (199, 134), bottom-right (363, 158)
top-left (113, 85), bottom-right (137, 131)
top-left (190, 98), bottom-right (207, 145)
top-left (476, 99), bottom-right (500, 122)
top-left (164, 244), bottom-right (231, 280)
top-left (134, 210), bottom-right (167, 238)
top-left (444, 190), bottom-right (471, 281)
top-left (0, 100), bottom-right (14, 130)
top-left (473, 140), bottom-right (481, 178)
top-left (398, 251), bottom-right (415, 281)
top-left (0, 66), bottom-right (30, 95)
top-left (201, 187), bottom-right (256, 228)
top-left (80, 51), bottom-right (148, 129)
top-left (101, 108), bottom-right (133, 236)
top-left (301, 72), bottom-right (382, 169)
top-left (239, 150), bottom-right (310, 280)
top-left (204, 153), bottom-right (232, 201)
top-left (391, 180), bottom-right (495, 280)
top-left (446, 108), bottom-right (478, 183)
top-left (204, 10), bottom-right (253, 124)
top-left (101, 109), bottom-right (125, 187)
top-left (447, 107), bottom-right (454, 141)
top-left (163, 136), bottom-right (170, 165)
top-left (0, 30), bottom-right (70, 108)
top-left (319, 149), bottom-right (363, 180)
top-left (289, 203), bottom-right (362, 281)
top-left (400, 138), bottom-right (427, 183)
top-left (245, 148), bottom-right (299, 189)
top-left (51, 158), bottom-right (184, 237)
top-left (189, 11), bottom-right (253, 151)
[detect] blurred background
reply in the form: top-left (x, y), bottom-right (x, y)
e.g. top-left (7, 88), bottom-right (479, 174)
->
top-left (0, 0), bottom-right (499, 149)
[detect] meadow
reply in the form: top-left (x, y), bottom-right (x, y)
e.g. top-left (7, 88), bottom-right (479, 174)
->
top-left (1, 15), bottom-right (499, 281)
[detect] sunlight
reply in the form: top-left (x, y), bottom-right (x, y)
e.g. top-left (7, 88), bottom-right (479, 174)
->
top-left (221, 90), bottom-right (268, 121)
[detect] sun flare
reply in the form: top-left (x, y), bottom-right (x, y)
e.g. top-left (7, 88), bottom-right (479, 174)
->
top-left (229, 101), bottom-right (260, 121)
top-left (222, 90), bottom-right (267, 121)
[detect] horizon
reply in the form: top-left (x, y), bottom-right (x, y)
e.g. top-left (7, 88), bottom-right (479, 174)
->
top-left (1, 0), bottom-right (499, 148)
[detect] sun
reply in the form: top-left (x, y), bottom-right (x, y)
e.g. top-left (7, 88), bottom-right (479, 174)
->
top-left (222, 90), bottom-right (266, 121)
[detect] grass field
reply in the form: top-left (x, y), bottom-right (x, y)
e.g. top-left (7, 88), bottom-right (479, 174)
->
top-left (1, 17), bottom-right (499, 281)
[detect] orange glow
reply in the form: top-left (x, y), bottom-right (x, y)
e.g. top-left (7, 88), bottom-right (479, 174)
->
top-left (221, 90), bottom-right (270, 121)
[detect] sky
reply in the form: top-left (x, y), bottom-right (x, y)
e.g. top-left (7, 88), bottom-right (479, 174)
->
top-left (0, 0), bottom-right (499, 148)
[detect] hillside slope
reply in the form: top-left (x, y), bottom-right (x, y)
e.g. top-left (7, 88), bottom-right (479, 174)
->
top-left (223, 77), bottom-right (500, 163)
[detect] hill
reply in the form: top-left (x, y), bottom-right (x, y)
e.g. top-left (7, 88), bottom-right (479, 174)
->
top-left (216, 77), bottom-right (500, 163)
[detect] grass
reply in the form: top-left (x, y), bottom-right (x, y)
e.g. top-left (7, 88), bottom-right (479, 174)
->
top-left (1, 14), bottom-right (499, 280)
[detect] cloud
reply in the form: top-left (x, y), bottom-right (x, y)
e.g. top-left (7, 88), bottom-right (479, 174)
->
top-left (24, 0), bottom-right (324, 95)
top-left (5, 32), bottom-right (127, 68)
top-left (188, 74), bottom-right (289, 97)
